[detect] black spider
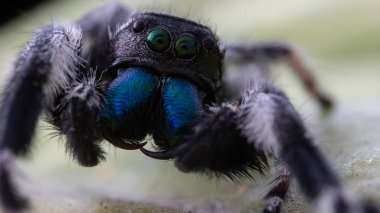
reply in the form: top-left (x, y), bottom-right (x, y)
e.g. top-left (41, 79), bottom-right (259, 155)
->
top-left (0, 3), bottom-right (377, 213)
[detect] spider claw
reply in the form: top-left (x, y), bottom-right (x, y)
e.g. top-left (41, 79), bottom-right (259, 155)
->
top-left (108, 140), bottom-right (146, 150)
top-left (139, 147), bottom-right (174, 160)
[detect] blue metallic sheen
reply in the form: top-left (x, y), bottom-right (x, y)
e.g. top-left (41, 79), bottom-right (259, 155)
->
top-left (162, 78), bottom-right (202, 135)
top-left (101, 67), bottom-right (158, 126)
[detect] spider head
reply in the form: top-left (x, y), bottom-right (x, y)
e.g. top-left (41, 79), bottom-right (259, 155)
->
top-left (105, 12), bottom-right (223, 98)
top-left (99, 13), bottom-right (223, 155)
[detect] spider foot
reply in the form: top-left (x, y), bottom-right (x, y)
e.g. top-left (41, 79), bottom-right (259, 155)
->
top-left (263, 196), bottom-right (282, 213)
top-left (0, 149), bottom-right (28, 212)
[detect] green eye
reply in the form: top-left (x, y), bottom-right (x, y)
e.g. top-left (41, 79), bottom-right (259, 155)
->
top-left (175, 34), bottom-right (198, 59)
top-left (146, 28), bottom-right (171, 53)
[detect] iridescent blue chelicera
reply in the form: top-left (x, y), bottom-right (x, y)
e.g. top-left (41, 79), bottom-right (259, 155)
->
top-left (162, 77), bottom-right (202, 136)
top-left (100, 67), bottom-right (203, 141)
top-left (100, 67), bottom-right (158, 128)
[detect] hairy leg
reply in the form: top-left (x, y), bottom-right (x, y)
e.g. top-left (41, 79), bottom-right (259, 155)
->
top-left (56, 75), bottom-right (105, 166)
top-left (224, 42), bottom-right (333, 111)
top-left (76, 2), bottom-right (132, 72)
top-left (174, 104), bottom-right (268, 179)
top-left (239, 81), bottom-right (376, 212)
top-left (174, 80), bottom-right (377, 212)
top-left (0, 24), bottom-right (83, 212)
top-left (0, 3), bottom-right (135, 211)
top-left (264, 164), bottom-right (291, 213)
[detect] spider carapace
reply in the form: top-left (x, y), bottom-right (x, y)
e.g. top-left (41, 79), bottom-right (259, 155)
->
top-left (98, 12), bottom-right (222, 154)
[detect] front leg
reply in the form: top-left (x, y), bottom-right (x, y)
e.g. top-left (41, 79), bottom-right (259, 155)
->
top-left (55, 75), bottom-right (105, 166)
top-left (238, 82), bottom-right (340, 202)
top-left (174, 104), bottom-right (269, 178)
top-left (174, 81), bottom-right (377, 212)
top-left (0, 24), bottom-right (83, 212)
top-left (0, 3), bottom-right (134, 211)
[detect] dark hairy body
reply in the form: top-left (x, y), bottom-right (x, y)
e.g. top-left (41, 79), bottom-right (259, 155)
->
top-left (0, 2), bottom-right (378, 213)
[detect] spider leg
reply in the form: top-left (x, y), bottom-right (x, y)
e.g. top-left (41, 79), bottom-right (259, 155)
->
top-left (56, 76), bottom-right (105, 167)
top-left (0, 24), bottom-right (83, 212)
top-left (56, 74), bottom-right (144, 166)
top-left (224, 42), bottom-right (333, 112)
top-left (263, 163), bottom-right (290, 213)
top-left (174, 81), bottom-right (377, 212)
top-left (76, 2), bottom-right (131, 72)
top-left (239, 81), bottom-right (376, 212)
top-left (67, 3), bottom-right (146, 153)
top-left (0, 4), bottom-right (134, 211)
top-left (174, 104), bottom-right (269, 179)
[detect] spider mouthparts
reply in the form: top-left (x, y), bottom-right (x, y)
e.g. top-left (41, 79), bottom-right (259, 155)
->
top-left (139, 147), bottom-right (174, 160)
top-left (108, 140), bottom-right (147, 150)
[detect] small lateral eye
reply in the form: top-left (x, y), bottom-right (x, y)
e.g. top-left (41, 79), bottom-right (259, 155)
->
top-left (132, 20), bottom-right (146, 33)
top-left (146, 28), bottom-right (171, 53)
top-left (175, 34), bottom-right (198, 59)
top-left (203, 36), bottom-right (216, 52)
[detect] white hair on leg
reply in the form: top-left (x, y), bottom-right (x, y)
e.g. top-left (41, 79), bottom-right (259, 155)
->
top-left (45, 24), bottom-right (84, 101)
top-left (239, 84), bottom-right (281, 156)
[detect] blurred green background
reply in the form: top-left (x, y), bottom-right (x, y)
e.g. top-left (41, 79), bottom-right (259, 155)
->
top-left (0, 0), bottom-right (379, 212)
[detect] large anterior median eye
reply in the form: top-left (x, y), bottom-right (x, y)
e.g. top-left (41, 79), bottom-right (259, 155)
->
top-left (146, 28), bottom-right (171, 53)
top-left (175, 34), bottom-right (198, 59)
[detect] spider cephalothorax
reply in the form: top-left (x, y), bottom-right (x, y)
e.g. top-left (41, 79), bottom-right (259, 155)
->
top-left (0, 3), bottom-right (377, 213)
top-left (98, 12), bottom-right (223, 154)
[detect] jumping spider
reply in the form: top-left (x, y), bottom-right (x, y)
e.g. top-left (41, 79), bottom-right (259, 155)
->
top-left (0, 3), bottom-right (377, 213)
